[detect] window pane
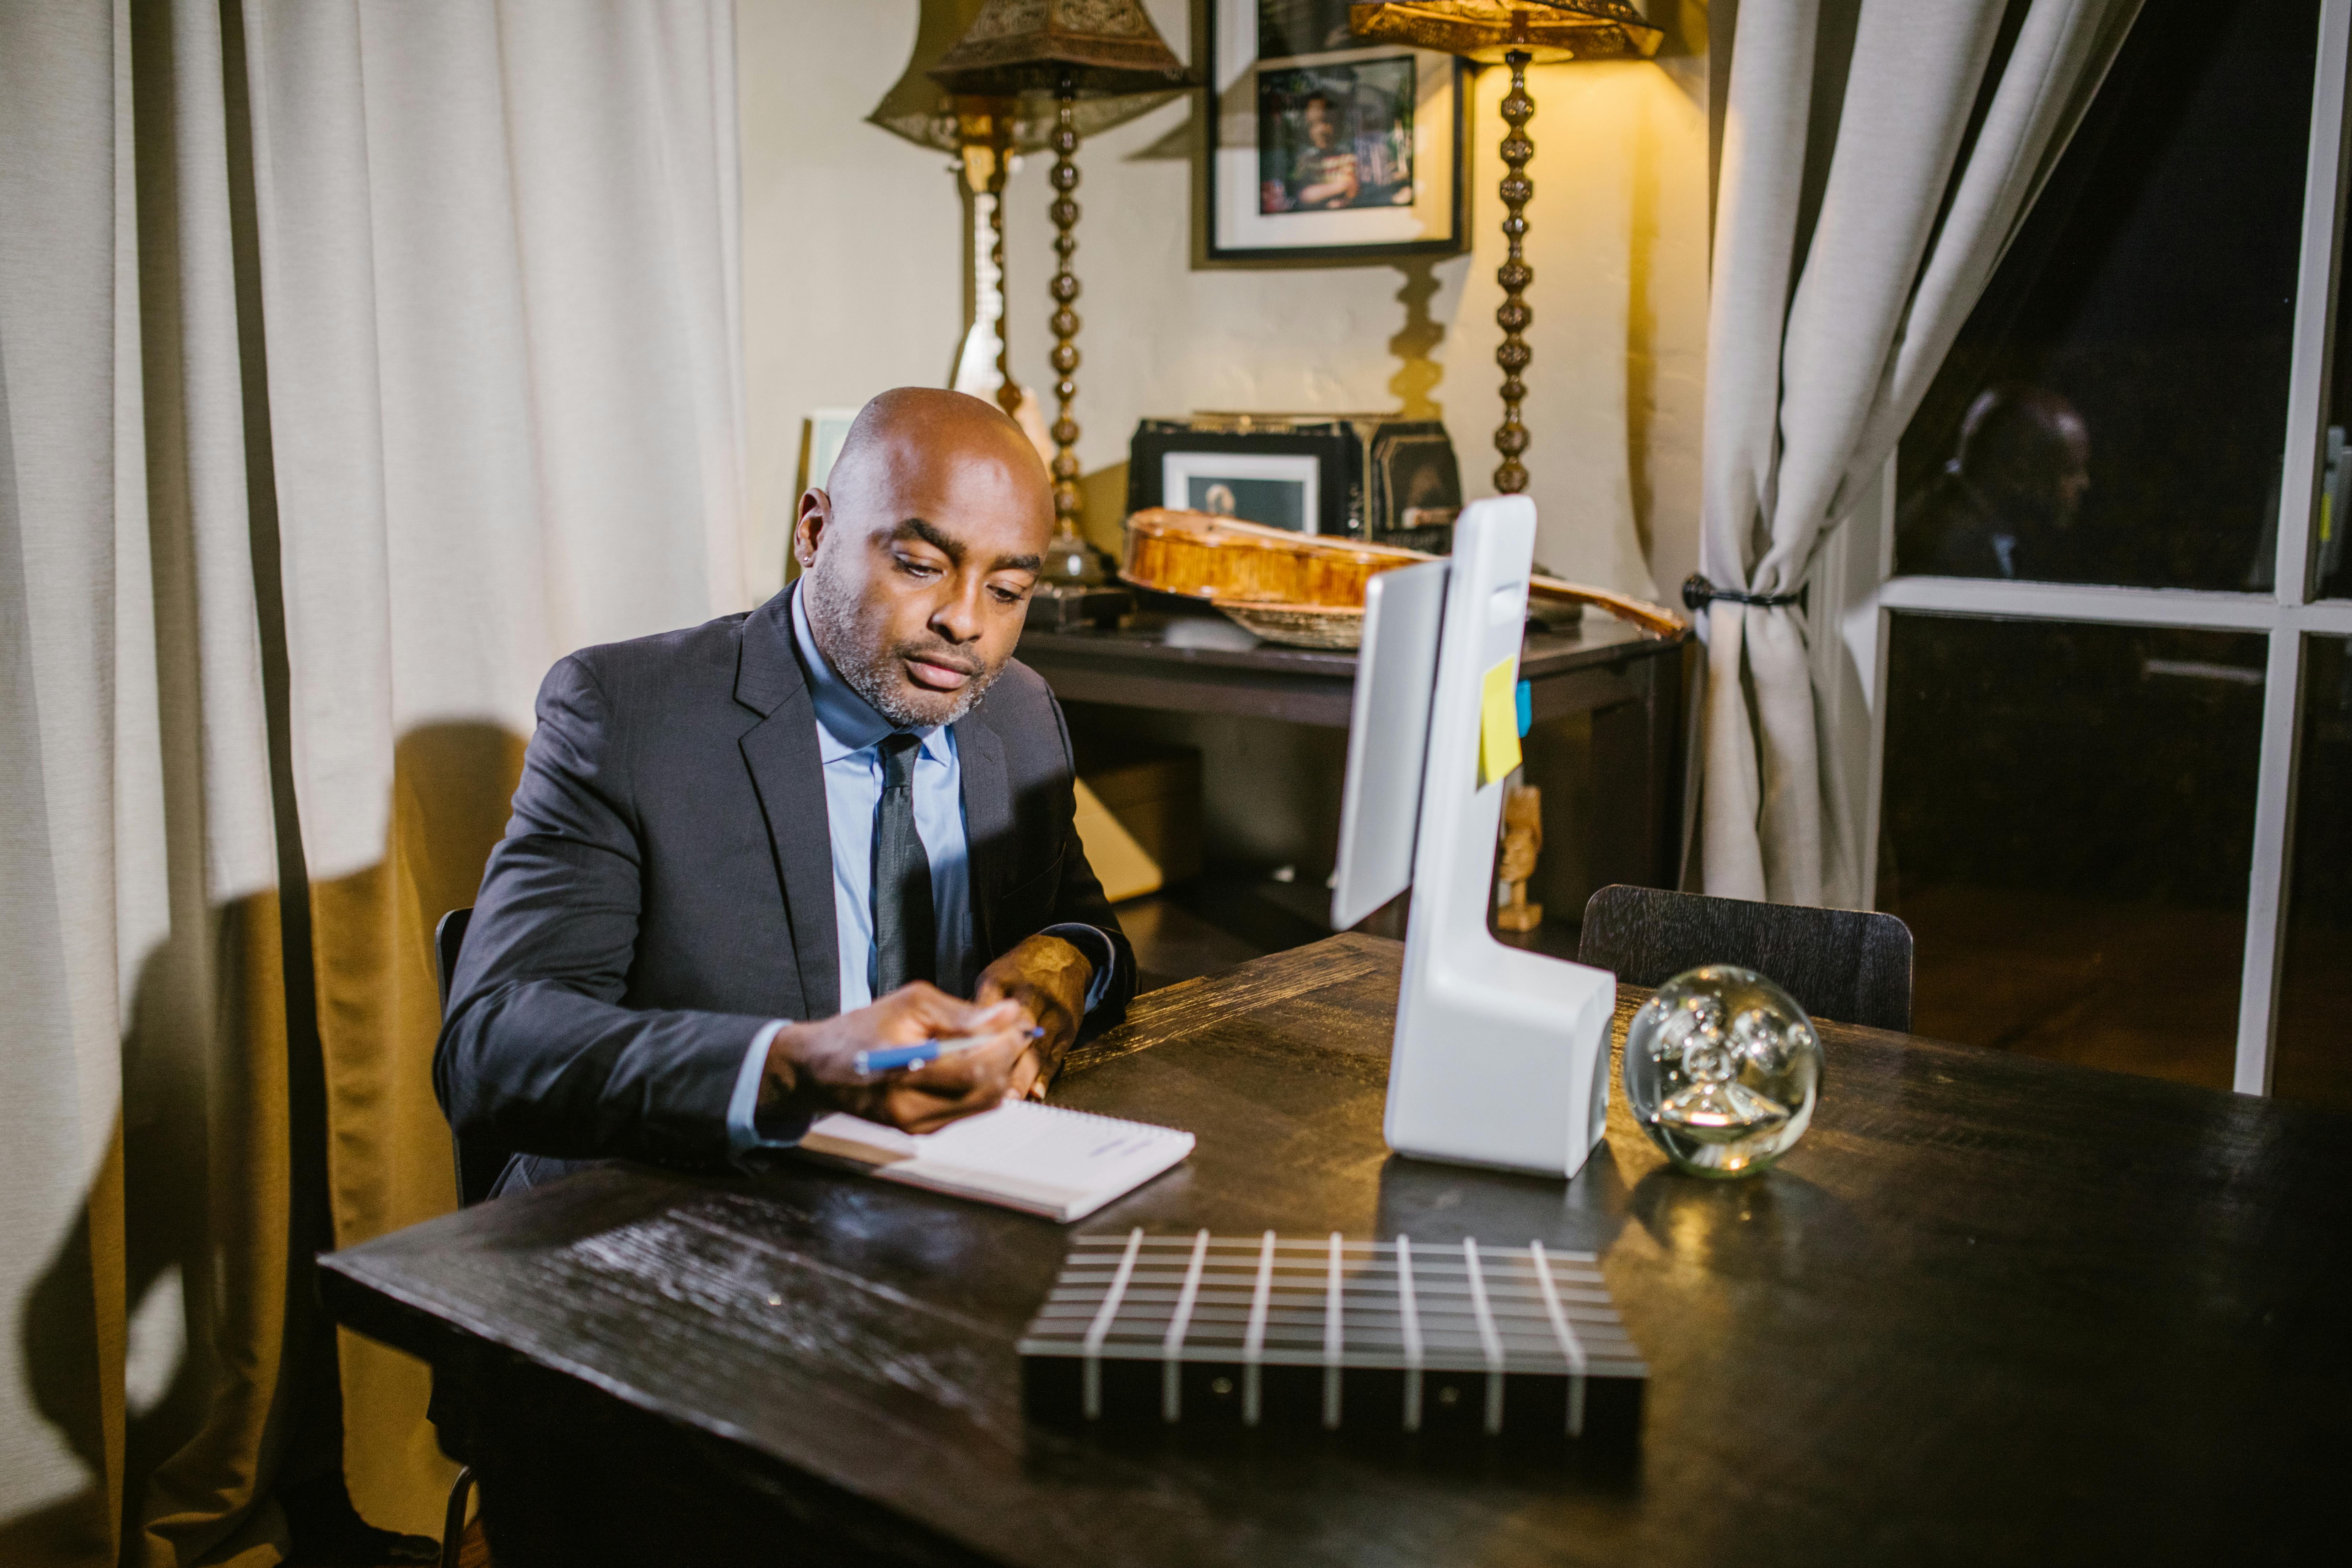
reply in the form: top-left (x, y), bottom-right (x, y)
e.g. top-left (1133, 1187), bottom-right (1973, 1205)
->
top-left (1894, 0), bottom-right (2319, 591)
top-left (2321, 230), bottom-right (2352, 597)
top-left (2324, 429), bottom-right (2351, 600)
top-left (2275, 637), bottom-right (2352, 1106)
top-left (1877, 615), bottom-right (2266, 1090)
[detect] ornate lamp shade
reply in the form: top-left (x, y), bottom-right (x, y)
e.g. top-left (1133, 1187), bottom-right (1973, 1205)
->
top-left (1347, 0), bottom-right (1662, 63)
top-left (928, 0), bottom-right (1193, 98)
top-left (868, 0), bottom-right (1182, 153)
top-left (1351, 1), bottom-right (1663, 494)
top-left (929, 0), bottom-right (1196, 546)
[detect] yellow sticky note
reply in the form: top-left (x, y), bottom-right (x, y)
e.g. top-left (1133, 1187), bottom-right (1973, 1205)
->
top-left (1479, 657), bottom-right (1522, 786)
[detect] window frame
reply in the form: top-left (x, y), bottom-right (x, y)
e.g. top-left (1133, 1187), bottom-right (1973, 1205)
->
top-left (1851, 0), bottom-right (2352, 1095)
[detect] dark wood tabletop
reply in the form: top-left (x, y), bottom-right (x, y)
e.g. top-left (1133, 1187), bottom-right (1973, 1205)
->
top-left (323, 934), bottom-right (2346, 1567)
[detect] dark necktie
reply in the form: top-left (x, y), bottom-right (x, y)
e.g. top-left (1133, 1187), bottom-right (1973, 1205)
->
top-left (871, 732), bottom-right (935, 996)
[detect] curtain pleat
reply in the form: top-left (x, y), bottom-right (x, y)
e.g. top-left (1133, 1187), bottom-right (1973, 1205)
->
top-left (0, 0), bottom-right (135, 1552)
top-left (1697, 0), bottom-right (2143, 907)
top-left (123, 0), bottom-right (301, 1558)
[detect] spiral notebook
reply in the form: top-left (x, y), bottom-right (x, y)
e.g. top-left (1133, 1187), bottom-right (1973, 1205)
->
top-left (798, 1102), bottom-right (1195, 1222)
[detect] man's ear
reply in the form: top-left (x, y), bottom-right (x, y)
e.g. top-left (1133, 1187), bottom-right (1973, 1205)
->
top-left (795, 488), bottom-right (831, 570)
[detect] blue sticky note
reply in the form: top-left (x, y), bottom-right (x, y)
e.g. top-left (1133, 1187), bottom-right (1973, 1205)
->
top-left (1516, 680), bottom-right (1532, 738)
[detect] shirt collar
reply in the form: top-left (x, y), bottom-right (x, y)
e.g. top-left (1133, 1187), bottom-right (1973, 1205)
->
top-left (790, 584), bottom-right (949, 766)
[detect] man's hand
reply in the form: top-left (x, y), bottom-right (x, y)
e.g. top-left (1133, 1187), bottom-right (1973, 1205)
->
top-left (760, 984), bottom-right (1033, 1135)
top-left (975, 933), bottom-right (1093, 1103)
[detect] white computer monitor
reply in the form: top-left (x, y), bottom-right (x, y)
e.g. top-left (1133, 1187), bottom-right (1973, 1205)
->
top-left (1331, 560), bottom-right (1447, 930)
top-left (1331, 496), bottom-right (1618, 1180)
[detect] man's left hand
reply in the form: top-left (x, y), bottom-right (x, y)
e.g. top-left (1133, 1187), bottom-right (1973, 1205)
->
top-left (974, 933), bottom-right (1093, 1102)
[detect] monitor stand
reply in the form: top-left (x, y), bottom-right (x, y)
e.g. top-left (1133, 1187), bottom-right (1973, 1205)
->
top-left (1382, 498), bottom-right (1617, 1180)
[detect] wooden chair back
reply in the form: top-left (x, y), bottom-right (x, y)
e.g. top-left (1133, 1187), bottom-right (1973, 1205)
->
top-left (1576, 884), bottom-right (1915, 1033)
top-left (433, 907), bottom-right (472, 1013)
top-left (433, 907), bottom-right (509, 1207)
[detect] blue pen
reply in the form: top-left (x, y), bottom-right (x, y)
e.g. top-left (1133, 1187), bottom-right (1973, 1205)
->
top-left (854, 1024), bottom-right (1044, 1079)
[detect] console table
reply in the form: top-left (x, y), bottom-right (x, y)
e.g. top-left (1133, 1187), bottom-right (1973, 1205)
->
top-left (1017, 610), bottom-right (1690, 896)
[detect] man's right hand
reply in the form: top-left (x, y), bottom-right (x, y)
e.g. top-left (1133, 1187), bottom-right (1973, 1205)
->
top-left (758, 984), bottom-right (1033, 1136)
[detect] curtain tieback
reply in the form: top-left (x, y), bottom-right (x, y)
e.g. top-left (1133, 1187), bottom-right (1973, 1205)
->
top-left (1681, 574), bottom-right (1802, 613)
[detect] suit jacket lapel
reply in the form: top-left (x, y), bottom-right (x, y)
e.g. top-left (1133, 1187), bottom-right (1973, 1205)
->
top-left (736, 588), bottom-right (840, 1019)
top-left (955, 708), bottom-right (1011, 984)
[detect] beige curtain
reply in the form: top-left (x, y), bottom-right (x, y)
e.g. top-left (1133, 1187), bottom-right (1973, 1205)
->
top-left (1698, 0), bottom-right (2141, 906)
top-left (2, 0), bottom-right (746, 1559)
top-left (241, 1), bottom-right (745, 1532)
top-left (3, 2), bottom-right (295, 1563)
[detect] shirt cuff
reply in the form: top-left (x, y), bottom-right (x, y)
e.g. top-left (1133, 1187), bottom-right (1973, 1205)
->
top-left (1041, 923), bottom-right (1117, 1016)
top-left (726, 1019), bottom-right (810, 1162)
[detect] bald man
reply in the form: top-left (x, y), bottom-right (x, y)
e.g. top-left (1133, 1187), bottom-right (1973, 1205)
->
top-left (436, 389), bottom-right (1136, 1194)
top-left (1897, 384), bottom-right (2091, 580)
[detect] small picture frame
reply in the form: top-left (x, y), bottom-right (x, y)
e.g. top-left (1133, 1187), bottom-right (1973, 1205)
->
top-left (1206, 0), bottom-right (1469, 264)
top-left (1127, 415), bottom-right (1461, 543)
top-left (797, 407), bottom-right (860, 494)
top-left (1161, 450), bottom-right (1324, 533)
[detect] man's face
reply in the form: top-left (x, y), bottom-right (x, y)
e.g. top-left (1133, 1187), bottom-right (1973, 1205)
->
top-left (795, 417), bottom-right (1050, 729)
top-left (1305, 99), bottom-right (1335, 149)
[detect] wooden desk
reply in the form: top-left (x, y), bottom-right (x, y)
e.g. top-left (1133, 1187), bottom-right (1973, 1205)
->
top-left (323, 936), bottom-right (2345, 1567)
top-left (1018, 611), bottom-right (1690, 895)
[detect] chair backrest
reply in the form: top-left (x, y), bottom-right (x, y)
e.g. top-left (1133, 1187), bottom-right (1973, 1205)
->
top-left (433, 907), bottom-right (472, 1013)
top-left (434, 907), bottom-right (508, 1207)
top-left (1576, 884), bottom-right (1915, 1033)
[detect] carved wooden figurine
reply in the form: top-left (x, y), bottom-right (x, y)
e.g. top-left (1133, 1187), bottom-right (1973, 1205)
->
top-left (1495, 781), bottom-right (1544, 933)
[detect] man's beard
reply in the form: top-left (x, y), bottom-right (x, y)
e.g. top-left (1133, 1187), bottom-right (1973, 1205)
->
top-left (802, 565), bottom-right (1003, 729)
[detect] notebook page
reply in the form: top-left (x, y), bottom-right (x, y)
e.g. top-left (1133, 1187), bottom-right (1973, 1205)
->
top-left (918, 1101), bottom-right (1181, 1175)
top-left (801, 1102), bottom-right (1194, 1221)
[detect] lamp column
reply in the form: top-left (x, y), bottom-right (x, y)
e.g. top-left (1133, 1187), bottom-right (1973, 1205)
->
top-left (1047, 82), bottom-right (1084, 526)
top-left (1493, 49), bottom-right (1535, 495)
top-left (987, 111), bottom-right (1022, 420)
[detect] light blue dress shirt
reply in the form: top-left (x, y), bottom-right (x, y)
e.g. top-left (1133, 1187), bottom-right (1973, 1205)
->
top-left (724, 591), bottom-right (1113, 1156)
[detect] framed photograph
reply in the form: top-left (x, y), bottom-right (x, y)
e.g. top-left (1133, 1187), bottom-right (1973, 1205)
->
top-left (1127, 415), bottom-right (1463, 542)
top-left (1161, 450), bottom-right (1324, 533)
top-left (797, 406), bottom-right (859, 493)
top-left (1206, 0), bottom-right (1469, 263)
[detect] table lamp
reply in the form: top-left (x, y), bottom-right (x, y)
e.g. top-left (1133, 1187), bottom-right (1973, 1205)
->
top-left (930, 0), bottom-right (1194, 575)
top-left (1347, 1), bottom-right (1661, 494)
top-left (869, 1), bottom-right (1181, 427)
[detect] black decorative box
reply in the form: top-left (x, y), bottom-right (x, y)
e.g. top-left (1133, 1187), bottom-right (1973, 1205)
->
top-left (1019, 1230), bottom-right (1646, 1445)
top-left (1023, 584), bottom-right (1132, 632)
top-left (1126, 414), bottom-right (1463, 553)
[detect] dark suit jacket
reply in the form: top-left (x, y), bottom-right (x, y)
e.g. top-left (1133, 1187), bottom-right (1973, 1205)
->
top-left (434, 586), bottom-right (1136, 1185)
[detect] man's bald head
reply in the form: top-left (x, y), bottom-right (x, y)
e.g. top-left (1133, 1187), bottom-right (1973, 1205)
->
top-left (826, 388), bottom-right (1053, 523)
top-left (1957, 383), bottom-right (2092, 527)
top-left (794, 388), bottom-right (1057, 729)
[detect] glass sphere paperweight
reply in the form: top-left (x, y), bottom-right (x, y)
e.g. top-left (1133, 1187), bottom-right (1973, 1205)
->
top-left (1622, 965), bottom-right (1822, 1178)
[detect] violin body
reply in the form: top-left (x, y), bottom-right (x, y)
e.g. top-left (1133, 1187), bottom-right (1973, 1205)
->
top-left (1119, 509), bottom-right (1424, 609)
top-left (1118, 508), bottom-right (1685, 643)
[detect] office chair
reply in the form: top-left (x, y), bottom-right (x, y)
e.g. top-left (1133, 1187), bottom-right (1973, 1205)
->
top-left (430, 907), bottom-right (489, 1568)
top-left (1576, 884), bottom-right (1915, 1033)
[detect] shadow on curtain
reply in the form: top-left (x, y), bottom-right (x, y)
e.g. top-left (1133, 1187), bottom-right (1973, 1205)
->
top-left (7, 718), bottom-right (526, 1566)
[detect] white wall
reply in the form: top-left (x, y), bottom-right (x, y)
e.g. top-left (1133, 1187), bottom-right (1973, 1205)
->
top-left (737, 0), bottom-right (966, 594)
top-left (738, 0), bottom-right (1708, 603)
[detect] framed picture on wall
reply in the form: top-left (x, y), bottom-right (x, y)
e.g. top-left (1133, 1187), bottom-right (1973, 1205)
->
top-left (1206, 0), bottom-right (1470, 263)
